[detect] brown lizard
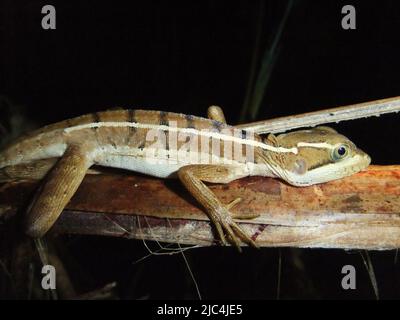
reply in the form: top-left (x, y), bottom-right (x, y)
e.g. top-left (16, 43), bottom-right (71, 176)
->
top-left (0, 106), bottom-right (370, 250)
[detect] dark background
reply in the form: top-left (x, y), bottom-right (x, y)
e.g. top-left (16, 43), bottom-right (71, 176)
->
top-left (1, 0), bottom-right (400, 299)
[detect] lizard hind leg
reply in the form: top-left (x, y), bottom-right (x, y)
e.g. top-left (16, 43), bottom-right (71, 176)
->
top-left (207, 105), bottom-right (227, 124)
top-left (24, 145), bottom-right (93, 238)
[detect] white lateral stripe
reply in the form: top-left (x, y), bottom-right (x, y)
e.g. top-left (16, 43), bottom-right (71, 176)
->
top-left (64, 121), bottom-right (299, 154)
top-left (297, 142), bottom-right (335, 149)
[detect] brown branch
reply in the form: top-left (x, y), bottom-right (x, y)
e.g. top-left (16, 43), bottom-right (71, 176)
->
top-left (1, 165), bottom-right (400, 250)
top-left (236, 96), bottom-right (400, 133)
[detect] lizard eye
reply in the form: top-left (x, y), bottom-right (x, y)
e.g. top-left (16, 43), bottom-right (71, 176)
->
top-left (332, 144), bottom-right (349, 161)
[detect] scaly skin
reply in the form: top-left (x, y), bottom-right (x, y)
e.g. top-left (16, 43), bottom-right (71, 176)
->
top-left (0, 107), bottom-right (371, 250)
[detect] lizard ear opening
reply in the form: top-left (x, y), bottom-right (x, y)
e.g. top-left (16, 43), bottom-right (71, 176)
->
top-left (315, 126), bottom-right (337, 134)
top-left (292, 158), bottom-right (308, 175)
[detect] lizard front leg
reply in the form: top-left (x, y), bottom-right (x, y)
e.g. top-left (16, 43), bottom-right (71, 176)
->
top-left (24, 145), bottom-right (93, 238)
top-left (207, 105), bottom-right (226, 123)
top-left (178, 164), bottom-right (258, 251)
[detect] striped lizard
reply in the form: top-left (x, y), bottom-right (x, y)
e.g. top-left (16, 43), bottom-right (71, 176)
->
top-left (0, 106), bottom-right (371, 250)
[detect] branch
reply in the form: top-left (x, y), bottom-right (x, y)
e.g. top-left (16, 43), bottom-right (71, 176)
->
top-left (1, 165), bottom-right (400, 250)
top-left (236, 96), bottom-right (400, 133)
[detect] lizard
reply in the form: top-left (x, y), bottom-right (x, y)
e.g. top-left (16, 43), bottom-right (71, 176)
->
top-left (0, 106), bottom-right (371, 250)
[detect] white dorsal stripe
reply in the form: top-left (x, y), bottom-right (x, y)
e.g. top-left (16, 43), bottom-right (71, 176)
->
top-left (64, 121), bottom-right (298, 154)
top-left (297, 142), bottom-right (336, 149)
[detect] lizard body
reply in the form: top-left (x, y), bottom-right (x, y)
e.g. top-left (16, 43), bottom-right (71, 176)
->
top-left (0, 107), bottom-right (371, 249)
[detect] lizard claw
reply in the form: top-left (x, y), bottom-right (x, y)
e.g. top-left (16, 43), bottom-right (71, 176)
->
top-left (214, 208), bottom-right (259, 251)
top-left (226, 197), bottom-right (242, 210)
top-left (226, 198), bottom-right (260, 220)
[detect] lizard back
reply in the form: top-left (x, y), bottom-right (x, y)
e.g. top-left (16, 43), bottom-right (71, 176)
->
top-left (0, 110), bottom-right (262, 176)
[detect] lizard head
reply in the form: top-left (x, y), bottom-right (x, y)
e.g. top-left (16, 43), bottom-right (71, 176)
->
top-left (262, 126), bottom-right (371, 186)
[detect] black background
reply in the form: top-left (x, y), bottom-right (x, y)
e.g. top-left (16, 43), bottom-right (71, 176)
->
top-left (2, 0), bottom-right (400, 299)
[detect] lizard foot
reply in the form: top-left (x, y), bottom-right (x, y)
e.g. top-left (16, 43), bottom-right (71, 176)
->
top-left (213, 207), bottom-right (259, 252)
